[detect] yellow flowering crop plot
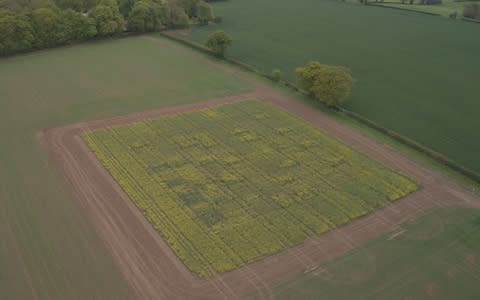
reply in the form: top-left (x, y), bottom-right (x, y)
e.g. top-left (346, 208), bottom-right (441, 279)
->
top-left (82, 100), bottom-right (418, 278)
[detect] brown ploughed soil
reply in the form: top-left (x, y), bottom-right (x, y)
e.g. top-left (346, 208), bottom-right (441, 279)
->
top-left (38, 37), bottom-right (480, 300)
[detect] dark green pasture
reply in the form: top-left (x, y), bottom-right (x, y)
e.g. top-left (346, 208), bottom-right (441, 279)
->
top-left (188, 0), bottom-right (480, 174)
top-left (249, 207), bottom-right (480, 300)
top-left (0, 35), bottom-right (250, 299)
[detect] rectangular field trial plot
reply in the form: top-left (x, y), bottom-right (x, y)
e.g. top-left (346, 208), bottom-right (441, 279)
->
top-left (82, 100), bottom-right (418, 278)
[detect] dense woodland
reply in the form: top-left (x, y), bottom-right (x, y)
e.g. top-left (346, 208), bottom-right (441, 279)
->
top-left (0, 0), bottom-right (221, 56)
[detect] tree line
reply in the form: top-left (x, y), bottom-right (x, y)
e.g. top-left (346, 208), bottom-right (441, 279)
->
top-left (0, 0), bottom-right (217, 56)
top-left (202, 29), bottom-right (354, 108)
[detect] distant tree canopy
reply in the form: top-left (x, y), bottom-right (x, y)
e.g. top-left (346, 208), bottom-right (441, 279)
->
top-left (0, 6), bottom-right (97, 55)
top-left (90, 0), bottom-right (124, 35)
top-left (31, 7), bottom-right (66, 48)
top-left (0, 0), bottom-right (216, 56)
top-left (0, 0), bottom-right (55, 12)
top-left (179, 0), bottom-right (197, 17)
top-left (296, 61), bottom-right (354, 108)
top-left (60, 9), bottom-right (97, 40)
top-left (197, 0), bottom-right (213, 24)
top-left (176, 9), bottom-right (189, 26)
top-left (464, 3), bottom-right (480, 19)
top-left (54, 0), bottom-right (97, 12)
top-left (0, 9), bottom-right (35, 55)
top-left (119, 0), bottom-right (136, 17)
top-left (205, 30), bottom-right (232, 57)
top-left (127, 0), bottom-right (168, 32)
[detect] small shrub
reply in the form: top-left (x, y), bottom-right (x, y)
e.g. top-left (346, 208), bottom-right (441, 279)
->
top-left (271, 69), bottom-right (282, 82)
top-left (174, 10), bottom-right (190, 28)
top-left (205, 30), bottom-right (232, 57)
top-left (295, 61), bottom-right (354, 108)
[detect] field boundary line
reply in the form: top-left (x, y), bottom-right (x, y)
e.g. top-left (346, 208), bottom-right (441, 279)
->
top-left (160, 31), bottom-right (480, 186)
top-left (38, 87), bottom-right (480, 298)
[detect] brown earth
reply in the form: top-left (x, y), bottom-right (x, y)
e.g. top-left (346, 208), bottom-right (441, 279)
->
top-left (38, 36), bottom-right (480, 300)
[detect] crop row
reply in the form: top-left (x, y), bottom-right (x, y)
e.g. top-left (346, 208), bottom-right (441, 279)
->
top-left (83, 100), bottom-right (418, 277)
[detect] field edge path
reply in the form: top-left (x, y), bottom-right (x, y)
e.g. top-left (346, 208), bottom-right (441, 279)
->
top-left (38, 36), bottom-right (480, 299)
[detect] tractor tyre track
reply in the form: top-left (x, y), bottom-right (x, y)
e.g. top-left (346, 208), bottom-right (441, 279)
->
top-left (39, 78), bottom-right (480, 299)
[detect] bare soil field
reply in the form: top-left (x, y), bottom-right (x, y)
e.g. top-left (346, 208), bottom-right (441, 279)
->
top-left (38, 75), bottom-right (480, 299)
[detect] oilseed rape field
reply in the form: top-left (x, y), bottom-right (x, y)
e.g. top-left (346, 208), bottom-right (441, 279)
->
top-left (83, 100), bottom-right (418, 278)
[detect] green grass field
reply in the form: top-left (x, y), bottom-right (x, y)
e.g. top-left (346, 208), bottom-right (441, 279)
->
top-left (249, 207), bottom-right (480, 299)
top-left (83, 100), bottom-right (417, 278)
top-left (0, 35), bottom-right (250, 299)
top-left (1, 12), bottom-right (478, 298)
top-left (372, 0), bottom-right (477, 17)
top-left (187, 0), bottom-right (480, 174)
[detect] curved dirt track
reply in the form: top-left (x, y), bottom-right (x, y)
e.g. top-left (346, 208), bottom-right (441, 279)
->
top-left (39, 37), bottom-right (480, 300)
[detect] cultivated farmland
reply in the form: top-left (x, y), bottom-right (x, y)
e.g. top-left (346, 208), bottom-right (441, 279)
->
top-left (0, 34), bottom-right (250, 299)
top-left (2, 24), bottom-right (479, 299)
top-left (44, 88), bottom-right (480, 298)
top-left (83, 100), bottom-right (417, 277)
top-left (371, 0), bottom-right (478, 17)
top-left (250, 207), bottom-right (480, 300)
top-left (186, 0), bottom-right (480, 174)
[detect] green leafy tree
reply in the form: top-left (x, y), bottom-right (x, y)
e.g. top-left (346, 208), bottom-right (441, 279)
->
top-left (1, 7), bottom-right (96, 56)
top-left (54, 0), bottom-right (98, 12)
top-left (167, 1), bottom-right (189, 27)
top-left (197, 0), bottom-right (212, 24)
top-left (175, 10), bottom-right (190, 28)
top-left (271, 69), bottom-right (282, 82)
top-left (295, 61), bottom-right (354, 107)
top-left (179, 0), bottom-right (198, 18)
top-left (59, 8), bottom-right (97, 42)
top-left (90, 0), bottom-right (124, 36)
top-left (153, 0), bottom-right (170, 25)
top-left (118, 0), bottom-right (136, 17)
top-left (127, 0), bottom-right (162, 32)
top-left (31, 7), bottom-right (66, 48)
top-left (0, 0), bottom-right (54, 12)
top-left (205, 30), bottom-right (232, 57)
top-left (0, 10), bottom-right (35, 55)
